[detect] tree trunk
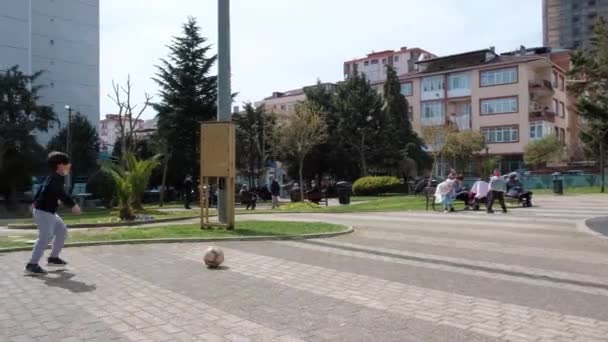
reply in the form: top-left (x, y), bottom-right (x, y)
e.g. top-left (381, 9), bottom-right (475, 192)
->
top-left (159, 152), bottom-right (170, 207)
top-left (299, 158), bottom-right (305, 202)
top-left (428, 152), bottom-right (438, 187)
top-left (601, 141), bottom-right (605, 193)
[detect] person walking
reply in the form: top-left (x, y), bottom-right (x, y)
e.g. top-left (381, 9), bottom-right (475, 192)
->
top-left (487, 169), bottom-right (507, 214)
top-left (183, 175), bottom-right (194, 209)
top-left (270, 178), bottom-right (281, 209)
top-left (26, 152), bottom-right (81, 276)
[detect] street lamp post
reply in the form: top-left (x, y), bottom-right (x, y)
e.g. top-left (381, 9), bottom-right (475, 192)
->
top-left (65, 105), bottom-right (73, 191)
top-left (217, 0), bottom-right (231, 224)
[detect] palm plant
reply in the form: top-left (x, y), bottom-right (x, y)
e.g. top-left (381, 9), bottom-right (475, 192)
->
top-left (102, 152), bottom-right (160, 219)
top-left (125, 153), bottom-right (161, 210)
top-left (104, 165), bottom-right (135, 220)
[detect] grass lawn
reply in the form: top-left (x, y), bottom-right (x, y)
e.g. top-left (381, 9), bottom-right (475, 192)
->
top-left (0, 221), bottom-right (345, 249)
top-left (8, 207), bottom-right (203, 226)
top-left (275, 196), bottom-right (427, 213)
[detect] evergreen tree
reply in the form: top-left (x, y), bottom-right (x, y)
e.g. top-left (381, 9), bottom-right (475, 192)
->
top-left (0, 66), bottom-right (56, 208)
top-left (303, 82), bottom-right (358, 181)
top-left (334, 72), bottom-right (384, 176)
top-left (382, 66), bottom-right (429, 174)
top-left (234, 103), bottom-right (277, 187)
top-left (153, 17), bottom-right (217, 187)
top-left (569, 17), bottom-right (608, 192)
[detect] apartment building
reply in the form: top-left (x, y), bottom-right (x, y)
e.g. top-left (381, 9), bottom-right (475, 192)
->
top-left (343, 47), bottom-right (436, 83)
top-left (99, 115), bottom-right (157, 154)
top-left (0, 0), bottom-right (100, 144)
top-left (258, 83), bottom-right (336, 122)
top-left (543, 0), bottom-right (608, 49)
top-left (382, 48), bottom-right (576, 173)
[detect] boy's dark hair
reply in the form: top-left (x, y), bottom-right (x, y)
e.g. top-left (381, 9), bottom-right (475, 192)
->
top-left (47, 151), bottom-right (70, 171)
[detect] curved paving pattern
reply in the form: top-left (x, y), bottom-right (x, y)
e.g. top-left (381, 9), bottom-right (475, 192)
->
top-left (1, 195), bottom-right (608, 341)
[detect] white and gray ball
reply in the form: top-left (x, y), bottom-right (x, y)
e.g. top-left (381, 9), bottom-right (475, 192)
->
top-left (203, 246), bottom-right (224, 268)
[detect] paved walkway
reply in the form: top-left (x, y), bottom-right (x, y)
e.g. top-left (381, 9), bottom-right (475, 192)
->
top-left (1, 195), bottom-right (608, 341)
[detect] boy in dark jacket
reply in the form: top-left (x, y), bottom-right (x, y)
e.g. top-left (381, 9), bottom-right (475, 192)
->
top-left (26, 152), bottom-right (81, 275)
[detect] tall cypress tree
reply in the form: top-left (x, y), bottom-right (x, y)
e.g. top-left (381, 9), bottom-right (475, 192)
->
top-left (382, 66), bottom-right (429, 174)
top-left (153, 17), bottom-right (217, 186)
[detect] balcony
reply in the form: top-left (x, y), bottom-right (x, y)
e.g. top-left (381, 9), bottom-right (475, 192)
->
top-left (529, 102), bottom-right (556, 123)
top-left (529, 79), bottom-right (554, 96)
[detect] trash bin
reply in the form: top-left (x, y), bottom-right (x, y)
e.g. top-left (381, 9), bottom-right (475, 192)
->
top-left (336, 181), bottom-right (352, 205)
top-left (552, 172), bottom-right (563, 195)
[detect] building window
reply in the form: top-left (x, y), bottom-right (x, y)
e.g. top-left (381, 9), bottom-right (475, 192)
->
top-left (408, 106), bottom-right (413, 120)
top-left (421, 101), bottom-right (444, 126)
top-left (553, 99), bottom-right (559, 113)
top-left (400, 82), bottom-right (413, 96)
top-left (480, 67), bottom-right (517, 87)
top-left (560, 128), bottom-right (566, 145)
top-left (448, 72), bottom-right (470, 90)
top-left (364, 61), bottom-right (369, 66)
top-left (529, 121), bottom-right (545, 140)
top-left (280, 105), bottom-right (286, 110)
top-left (552, 71), bottom-right (559, 88)
top-left (589, 0), bottom-right (597, 5)
top-left (371, 59), bottom-right (379, 65)
top-left (559, 101), bottom-right (565, 117)
top-left (480, 97), bottom-right (518, 115)
top-left (382, 58), bottom-right (386, 64)
top-left (573, 16), bottom-right (580, 23)
top-left (394, 56), bottom-right (399, 62)
top-left (559, 75), bottom-right (565, 91)
top-left (50, 39), bottom-right (54, 45)
top-left (422, 76), bottom-right (444, 92)
top-left (482, 126), bottom-right (519, 143)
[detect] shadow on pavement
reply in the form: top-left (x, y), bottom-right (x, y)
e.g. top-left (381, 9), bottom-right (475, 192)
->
top-left (39, 270), bottom-right (97, 293)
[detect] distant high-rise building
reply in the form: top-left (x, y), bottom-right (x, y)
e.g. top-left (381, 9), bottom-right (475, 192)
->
top-left (543, 0), bottom-right (608, 49)
top-left (0, 0), bottom-right (100, 144)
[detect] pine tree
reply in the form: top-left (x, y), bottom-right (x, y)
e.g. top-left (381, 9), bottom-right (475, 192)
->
top-left (47, 113), bottom-right (100, 178)
top-left (153, 17), bottom-right (217, 187)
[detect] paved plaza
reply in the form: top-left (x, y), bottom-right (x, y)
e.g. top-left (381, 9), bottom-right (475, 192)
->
top-left (1, 195), bottom-right (608, 341)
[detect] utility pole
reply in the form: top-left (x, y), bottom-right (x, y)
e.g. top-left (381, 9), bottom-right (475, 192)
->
top-left (65, 105), bottom-right (73, 192)
top-left (217, 0), bottom-right (231, 223)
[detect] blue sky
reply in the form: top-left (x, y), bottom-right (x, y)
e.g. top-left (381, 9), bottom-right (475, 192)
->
top-left (100, 0), bottom-right (542, 119)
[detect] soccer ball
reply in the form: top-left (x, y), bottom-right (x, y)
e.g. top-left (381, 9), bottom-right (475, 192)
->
top-left (203, 246), bottom-right (224, 268)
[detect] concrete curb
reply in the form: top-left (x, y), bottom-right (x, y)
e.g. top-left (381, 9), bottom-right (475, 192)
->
top-left (578, 217), bottom-right (608, 240)
top-left (7, 215), bottom-right (199, 230)
top-left (0, 226), bottom-right (354, 253)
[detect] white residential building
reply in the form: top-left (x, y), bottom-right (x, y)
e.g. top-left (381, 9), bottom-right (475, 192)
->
top-left (343, 47), bottom-right (436, 83)
top-left (0, 0), bottom-right (100, 144)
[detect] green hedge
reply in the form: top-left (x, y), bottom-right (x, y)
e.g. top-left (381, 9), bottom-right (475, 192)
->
top-left (352, 176), bottom-right (400, 196)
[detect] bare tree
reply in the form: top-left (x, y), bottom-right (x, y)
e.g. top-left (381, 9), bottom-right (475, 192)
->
top-left (282, 101), bottom-right (328, 201)
top-left (107, 76), bottom-right (152, 165)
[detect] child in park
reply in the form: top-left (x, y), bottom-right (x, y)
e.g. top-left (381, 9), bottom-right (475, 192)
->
top-left (25, 152), bottom-right (81, 275)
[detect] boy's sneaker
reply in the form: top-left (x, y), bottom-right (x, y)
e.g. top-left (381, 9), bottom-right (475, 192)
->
top-left (47, 257), bottom-right (68, 267)
top-left (25, 263), bottom-right (47, 276)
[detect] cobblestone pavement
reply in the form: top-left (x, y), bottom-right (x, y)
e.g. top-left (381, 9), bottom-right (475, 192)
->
top-left (1, 195), bottom-right (608, 341)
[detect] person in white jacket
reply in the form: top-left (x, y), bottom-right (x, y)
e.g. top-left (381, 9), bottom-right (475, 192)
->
top-left (435, 179), bottom-right (455, 213)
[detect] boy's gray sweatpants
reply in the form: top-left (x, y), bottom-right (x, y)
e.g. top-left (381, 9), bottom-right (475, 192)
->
top-left (29, 209), bottom-right (68, 264)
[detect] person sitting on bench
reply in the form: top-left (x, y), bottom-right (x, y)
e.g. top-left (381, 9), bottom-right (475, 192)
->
top-left (506, 172), bottom-right (533, 207)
